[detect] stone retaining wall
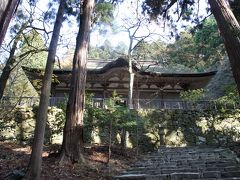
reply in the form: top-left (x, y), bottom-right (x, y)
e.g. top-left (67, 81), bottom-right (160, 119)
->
top-left (140, 109), bottom-right (240, 148)
top-left (0, 106), bottom-right (64, 144)
top-left (1, 106), bottom-right (240, 148)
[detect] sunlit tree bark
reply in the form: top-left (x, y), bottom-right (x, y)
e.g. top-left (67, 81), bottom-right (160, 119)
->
top-left (24, 0), bottom-right (66, 179)
top-left (0, 0), bottom-right (19, 47)
top-left (209, 0), bottom-right (240, 94)
top-left (60, 0), bottom-right (95, 163)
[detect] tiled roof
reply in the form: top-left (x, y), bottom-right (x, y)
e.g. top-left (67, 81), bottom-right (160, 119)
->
top-left (22, 58), bottom-right (217, 77)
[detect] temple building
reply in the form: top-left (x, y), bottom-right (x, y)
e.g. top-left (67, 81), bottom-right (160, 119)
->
top-left (23, 58), bottom-right (216, 108)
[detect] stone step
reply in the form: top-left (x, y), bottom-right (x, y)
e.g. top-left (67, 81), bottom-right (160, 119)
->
top-left (114, 146), bottom-right (240, 180)
top-left (132, 160), bottom-right (238, 169)
top-left (155, 148), bottom-right (231, 154)
top-left (143, 153), bottom-right (236, 159)
top-left (170, 172), bottom-right (202, 179)
top-left (125, 165), bottom-right (240, 174)
top-left (113, 174), bottom-right (146, 180)
top-left (115, 172), bottom-right (240, 180)
top-left (202, 171), bottom-right (221, 178)
top-left (145, 154), bottom-right (236, 161)
top-left (221, 171), bottom-right (240, 178)
top-left (127, 165), bottom-right (239, 173)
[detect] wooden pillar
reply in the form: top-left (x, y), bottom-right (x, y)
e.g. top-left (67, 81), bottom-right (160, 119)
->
top-left (103, 83), bottom-right (108, 108)
top-left (135, 86), bottom-right (140, 109)
top-left (133, 77), bottom-right (137, 109)
top-left (50, 83), bottom-right (57, 96)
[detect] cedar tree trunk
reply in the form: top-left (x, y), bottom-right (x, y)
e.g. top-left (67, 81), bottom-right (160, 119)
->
top-left (0, 0), bottom-right (19, 47)
top-left (24, 0), bottom-right (65, 179)
top-left (61, 0), bottom-right (95, 163)
top-left (209, 0), bottom-right (240, 94)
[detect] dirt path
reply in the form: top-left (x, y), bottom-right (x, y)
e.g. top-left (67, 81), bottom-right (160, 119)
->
top-left (0, 142), bottom-right (137, 180)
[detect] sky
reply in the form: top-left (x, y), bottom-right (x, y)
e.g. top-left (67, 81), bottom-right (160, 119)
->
top-left (90, 0), bottom-right (171, 47)
top-left (90, 0), bottom-right (210, 47)
top-left (35, 0), bottom-right (210, 58)
top-left (1, 0), bottom-right (210, 60)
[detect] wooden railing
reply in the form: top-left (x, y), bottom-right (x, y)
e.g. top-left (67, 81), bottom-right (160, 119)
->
top-left (0, 96), bottom-right (238, 110)
top-left (92, 98), bottom-right (238, 110)
top-left (136, 99), bottom-right (213, 110)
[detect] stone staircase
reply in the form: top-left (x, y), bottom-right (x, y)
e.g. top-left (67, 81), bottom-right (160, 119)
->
top-left (114, 146), bottom-right (240, 180)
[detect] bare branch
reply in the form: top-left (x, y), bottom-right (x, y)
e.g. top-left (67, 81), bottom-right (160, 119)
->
top-left (55, 54), bottom-right (61, 69)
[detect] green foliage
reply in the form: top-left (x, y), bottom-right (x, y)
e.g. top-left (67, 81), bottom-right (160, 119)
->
top-left (193, 18), bottom-right (225, 69)
top-left (94, 2), bottom-right (115, 25)
top-left (142, 0), bottom-right (206, 28)
top-left (46, 107), bottom-right (65, 144)
top-left (3, 29), bottom-right (48, 97)
top-left (130, 17), bottom-right (224, 73)
top-left (84, 91), bottom-right (138, 144)
top-left (180, 89), bottom-right (205, 102)
top-left (19, 30), bottom-right (47, 68)
top-left (131, 39), bottom-right (194, 73)
top-left (96, 91), bottom-right (137, 131)
top-left (215, 85), bottom-right (240, 108)
top-left (167, 32), bottom-right (201, 71)
top-left (141, 0), bottom-right (225, 72)
top-left (167, 18), bottom-right (225, 72)
top-left (194, 18), bottom-right (222, 48)
top-left (132, 40), bottom-right (167, 61)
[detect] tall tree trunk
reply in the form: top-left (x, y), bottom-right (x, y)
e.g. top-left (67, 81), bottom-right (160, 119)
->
top-left (0, 0), bottom-right (19, 47)
top-left (0, 0), bottom-right (8, 21)
top-left (0, 22), bottom-right (28, 99)
top-left (209, 0), bottom-right (240, 94)
top-left (128, 59), bottom-right (135, 109)
top-left (60, 0), bottom-right (95, 163)
top-left (128, 38), bottom-right (134, 109)
top-left (24, 1), bottom-right (65, 179)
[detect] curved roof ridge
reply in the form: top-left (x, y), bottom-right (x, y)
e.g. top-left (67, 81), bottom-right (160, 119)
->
top-left (139, 70), bottom-right (217, 77)
top-left (22, 58), bottom-right (217, 77)
top-left (90, 57), bottom-right (140, 74)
